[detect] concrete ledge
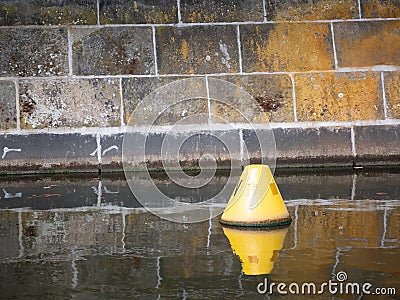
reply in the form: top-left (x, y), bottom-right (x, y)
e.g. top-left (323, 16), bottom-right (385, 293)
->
top-left (0, 124), bottom-right (399, 174)
top-left (243, 126), bottom-right (353, 167)
top-left (354, 124), bottom-right (400, 166)
top-left (0, 133), bottom-right (98, 173)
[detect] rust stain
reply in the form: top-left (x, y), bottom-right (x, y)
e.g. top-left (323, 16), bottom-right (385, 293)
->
top-left (247, 23), bottom-right (333, 72)
top-left (255, 94), bottom-right (283, 112)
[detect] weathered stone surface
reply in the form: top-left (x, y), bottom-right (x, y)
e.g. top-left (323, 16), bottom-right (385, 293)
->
top-left (123, 77), bottom-right (209, 126)
top-left (266, 0), bottom-right (358, 21)
top-left (243, 127), bottom-right (353, 167)
top-left (0, 133), bottom-right (98, 172)
top-left (72, 27), bottom-right (155, 75)
top-left (0, 81), bottom-right (16, 129)
top-left (152, 98), bottom-right (209, 126)
top-left (99, 0), bottom-right (178, 24)
top-left (174, 130), bottom-right (240, 169)
top-left (361, 0), bottom-right (400, 18)
top-left (19, 79), bottom-right (120, 129)
top-left (383, 71), bottom-right (400, 119)
top-left (0, 28), bottom-right (68, 77)
top-left (240, 23), bottom-right (334, 72)
top-left (334, 20), bottom-right (400, 68)
top-left (276, 126), bottom-right (353, 166)
top-left (122, 77), bottom-right (185, 124)
top-left (101, 133), bottom-right (123, 171)
top-left (210, 74), bottom-right (294, 122)
top-left (295, 72), bottom-right (383, 122)
top-left (156, 25), bottom-right (239, 74)
top-left (0, 0), bottom-right (97, 25)
top-left (354, 124), bottom-right (400, 165)
top-left (180, 0), bottom-right (263, 22)
top-left (123, 129), bottom-right (241, 170)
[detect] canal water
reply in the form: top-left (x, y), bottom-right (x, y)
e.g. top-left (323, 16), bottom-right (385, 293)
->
top-left (0, 168), bottom-right (399, 299)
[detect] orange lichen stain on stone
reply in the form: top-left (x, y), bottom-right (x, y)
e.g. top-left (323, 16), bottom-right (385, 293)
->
top-left (188, 11), bottom-right (216, 23)
top-left (295, 72), bottom-right (384, 122)
top-left (362, 0), bottom-right (400, 18)
top-left (180, 39), bottom-right (196, 74)
top-left (271, 0), bottom-right (358, 21)
top-left (181, 39), bottom-right (189, 61)
top-left (383, 71), bottom-right (400, 119)
top-left (336, 21), bottom-right (400, 68)
top-left (249, 23), bottom-right (334, 72)
top-left (125, 112), bottom-right (131, 124)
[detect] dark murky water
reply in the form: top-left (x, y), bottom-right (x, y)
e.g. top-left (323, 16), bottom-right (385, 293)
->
top-left (0, 169), bottom-right (399, 299)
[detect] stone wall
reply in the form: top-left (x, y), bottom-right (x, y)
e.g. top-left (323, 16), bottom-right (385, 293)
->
top-left (0, 0), bottom-right (400, 173)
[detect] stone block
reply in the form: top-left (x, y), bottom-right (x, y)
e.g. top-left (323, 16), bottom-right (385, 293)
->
top-left (383, 71), bottom-right (400, 119)
top-left (0, 80), bottom-right (16, 129)
top-left (99, 0), bottom-right (178, 24)
top-left (360, 0), bottom-right (400, 18)
top-left (266, 0), bottom-right (358, 21)
top-left (123, 77), bottom-right (208, 126)
top-left (72, 27), bottom-right (155, 75)
top-left (243, 127), bottom-right (353, 167)
top-left (0, 28), bottom-right (68, 77)
top-left (210, 74), bottom-right (294, 122)
top-left (354, 124), bottom-right (400, 165)
top-left (239, 128), bottom-right (278, 166)
top-left (0, 0), bottom-right (97, 25)
top-left (123, 129), bottom-right (241, 170)
top-left (19, 78), bottom-right (120, 129)
top-left (0, 133), bottom-right (98, 172)
top-left (123, 131), bottom-right (166, 170)
top-left (180, 0), bottom-right (263, 22)
top-left (240, 23), bottom-right (334, 72)
top-left (334, 20), bottom-right (400, 68)
top-left (295, 72), bottom-right (383, 122)
top-left (100, 133), bottom-right (123, 170)
top-left (156, 25), bottom-right (239, 74)
top-left (122, 77), bottom-right (186, 124)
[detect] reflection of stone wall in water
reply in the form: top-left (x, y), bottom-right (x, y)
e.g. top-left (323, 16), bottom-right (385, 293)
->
top-left (0, 199), bottom-right (398, 290)
top-left (0, 170), bottom-right (399, 261)
top-left (0, 0), bottom-right (400, 173)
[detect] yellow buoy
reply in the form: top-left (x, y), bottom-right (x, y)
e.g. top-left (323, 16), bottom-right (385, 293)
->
top-left (220, 164), bottom-right (291, 227)
top-left (222, 226), bottom-right (289, 275)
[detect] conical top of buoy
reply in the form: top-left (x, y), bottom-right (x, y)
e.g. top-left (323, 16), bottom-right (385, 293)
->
top-left (222, 226), bottom-right (289, 275)
top-left (220, 164), bottom-right (291, 227)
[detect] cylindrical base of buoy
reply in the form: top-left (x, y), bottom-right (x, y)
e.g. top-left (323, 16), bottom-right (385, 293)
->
top-left (220, 216), bottom-right (292, 228)
top-left (220, 164), bottom-right (291, 228)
